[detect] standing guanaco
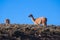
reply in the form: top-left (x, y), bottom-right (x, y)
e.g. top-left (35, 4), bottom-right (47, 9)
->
top-left (28, 14), bottom-right (47, 27)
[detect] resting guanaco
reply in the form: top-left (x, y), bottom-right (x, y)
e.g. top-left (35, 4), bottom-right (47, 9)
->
top-left (5, 19), bottom-right (10, 26)
top-left (28, 14), bottom-right (47, 27)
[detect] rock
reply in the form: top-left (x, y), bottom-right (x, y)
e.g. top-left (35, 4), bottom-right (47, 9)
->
top-left (0, 24), bottom-right (60, 40)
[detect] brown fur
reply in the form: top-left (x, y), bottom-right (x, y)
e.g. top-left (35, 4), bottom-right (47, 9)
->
top-left (28, 14), bottom-right (47, 26)
top-left (35, 17), bottom-right (47, 26)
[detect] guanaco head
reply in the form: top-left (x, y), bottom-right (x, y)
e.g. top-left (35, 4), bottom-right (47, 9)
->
top-left (5, 19), bottom-right (10, 24)
top-left (28, 14), bottom-right (33, 17)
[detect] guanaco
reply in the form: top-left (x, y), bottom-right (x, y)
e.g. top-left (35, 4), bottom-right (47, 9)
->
top-left (5, 19), bottom-right (10, 26)
top-left (28, 14), bottom-right (47, 27)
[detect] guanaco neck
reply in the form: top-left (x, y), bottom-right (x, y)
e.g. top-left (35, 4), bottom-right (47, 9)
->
top-left (30, 16), bottom-right (35, 22)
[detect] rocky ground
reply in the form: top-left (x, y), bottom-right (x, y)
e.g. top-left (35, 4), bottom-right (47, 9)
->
top-left (0, 24), bottom-right (60, 40)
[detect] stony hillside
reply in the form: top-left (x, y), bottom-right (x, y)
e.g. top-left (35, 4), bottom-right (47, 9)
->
top-left (0, 24), bottom-right (60, 40)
